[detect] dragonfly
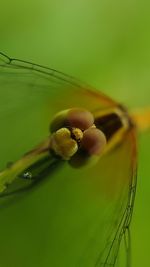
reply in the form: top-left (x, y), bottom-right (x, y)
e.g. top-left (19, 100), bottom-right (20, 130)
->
top-left (0, 51), bottom-right (149, 267)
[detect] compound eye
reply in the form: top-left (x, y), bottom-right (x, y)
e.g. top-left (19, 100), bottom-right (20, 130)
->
top-left (67, 108), bottom-right (94, 130)
top-left (81, 128), bottom-right (107, 156)
top-left (50, 108), bottom-right (94, 133)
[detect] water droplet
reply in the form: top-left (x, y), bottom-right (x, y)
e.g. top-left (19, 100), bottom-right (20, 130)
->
top-left (22, 172), bottom-right (33, 179)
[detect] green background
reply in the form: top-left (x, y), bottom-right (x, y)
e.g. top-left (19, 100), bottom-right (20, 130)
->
top-left (0, 0), bottom-right (150, 266)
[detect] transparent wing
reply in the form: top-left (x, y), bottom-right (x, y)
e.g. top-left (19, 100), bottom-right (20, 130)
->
top-left (94, 129), bottom-right (137, 267)
top-left (53, 128), bottom-right (136, 267)
top-left (0, 52), bottom-right (137, 267)
top-left (0, 52), bottom-right (117, 171)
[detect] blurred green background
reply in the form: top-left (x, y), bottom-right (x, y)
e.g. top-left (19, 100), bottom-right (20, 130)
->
top-left (0, 0), bottom-right (150, 266)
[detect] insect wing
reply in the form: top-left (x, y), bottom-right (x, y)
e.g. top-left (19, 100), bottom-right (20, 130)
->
top-left (0, 52), bottom-right (117, 178)
top-left (93, 129), bottom-right (137, 266)
top-left (0, 53), bottom-right (137, 267)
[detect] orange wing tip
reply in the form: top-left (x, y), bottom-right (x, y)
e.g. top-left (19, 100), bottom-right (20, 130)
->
top-left (131, 107), bottom-right (150, 132)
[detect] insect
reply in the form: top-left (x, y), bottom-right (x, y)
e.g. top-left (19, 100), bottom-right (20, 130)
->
top-left (0, 52), bottom-right (149, 267)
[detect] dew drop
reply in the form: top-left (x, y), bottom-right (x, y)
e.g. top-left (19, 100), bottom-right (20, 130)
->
top-left (22, 171), bottom-right (33, 179)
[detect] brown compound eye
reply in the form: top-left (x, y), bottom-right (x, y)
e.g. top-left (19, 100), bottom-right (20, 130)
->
top-left (69, 128), bottom-right (107, 168)
top-left (50, 108), bottom-right (94, 133)
top-left (81, 128), bottom-right (107, 156)
top-left (67, 108), bottom-right (94, 130)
